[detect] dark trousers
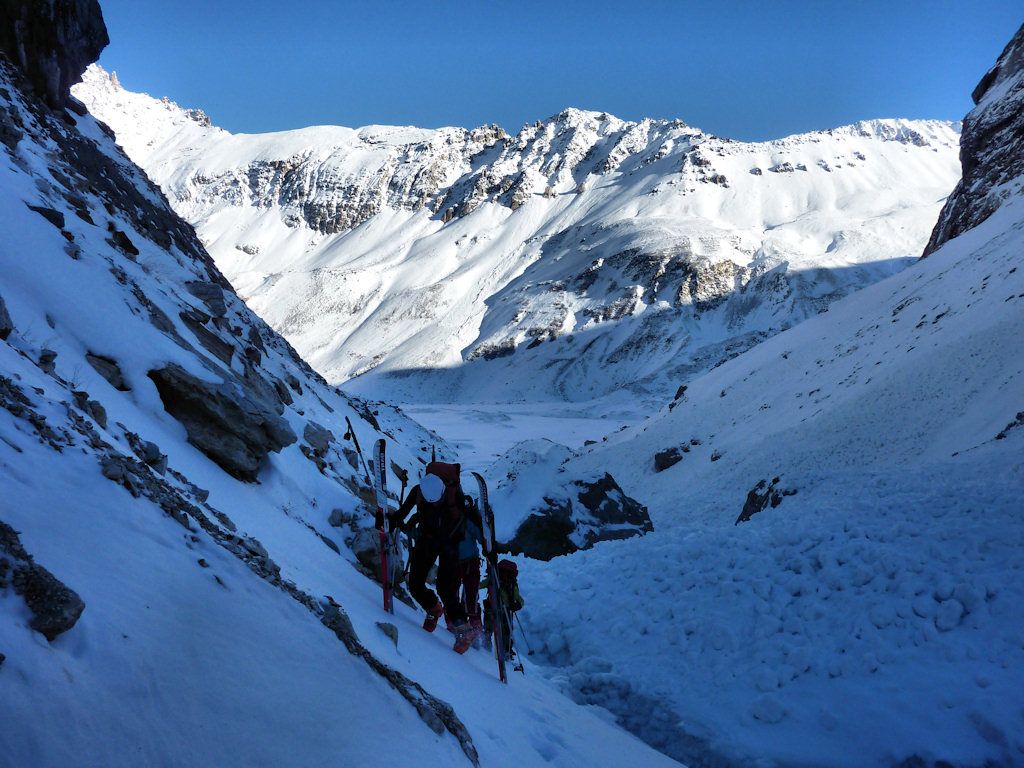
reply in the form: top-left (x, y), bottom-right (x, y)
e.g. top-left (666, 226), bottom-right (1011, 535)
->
top-left (408, 539), bottom-right (467, 625)
top-left (452, 558), bottom-right (481, 620)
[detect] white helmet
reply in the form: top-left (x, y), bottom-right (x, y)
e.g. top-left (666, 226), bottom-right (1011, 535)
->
top-left (420, 473), bottom-right (445, 503)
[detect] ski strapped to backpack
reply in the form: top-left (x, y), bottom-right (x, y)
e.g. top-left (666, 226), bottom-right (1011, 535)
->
top-left (374, 439), bottom-right (405, 614)
top-left (472, 471), bottom-right (507, 684)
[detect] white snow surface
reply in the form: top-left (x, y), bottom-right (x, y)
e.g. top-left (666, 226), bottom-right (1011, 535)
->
top-left (0, 63), bottom-right (679, 768)
top-left (57, 60), bottom-right (1024, 768)
top-left (511, 193), bottom-right (1024, 766)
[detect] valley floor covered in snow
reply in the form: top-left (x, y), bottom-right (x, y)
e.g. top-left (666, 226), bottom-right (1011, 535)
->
top-left (388, 199), bottom-right (1024, 767)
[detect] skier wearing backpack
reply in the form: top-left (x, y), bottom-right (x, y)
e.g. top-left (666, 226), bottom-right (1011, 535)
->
top-left (447, 495), bottom-right (486, 647)
top-left (387, 461), bottom-right (476, 653)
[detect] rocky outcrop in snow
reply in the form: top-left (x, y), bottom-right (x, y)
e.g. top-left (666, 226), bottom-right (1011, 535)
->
top-left (924, 22), bottom-right (1024, 255)
top-left (507, 472), bottom-right (653, 561)
top-left (0, 291), bottom-right (12, 339)
top-left (0, 0), bottom-right (108, 108)
top-left (0, 518), bottom-right (85, 641)
top-left (147, 363), bottom-right (297, 481)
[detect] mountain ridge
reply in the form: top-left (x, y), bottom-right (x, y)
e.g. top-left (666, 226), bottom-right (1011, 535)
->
top-left (75, 66), bottom-right (961, 413)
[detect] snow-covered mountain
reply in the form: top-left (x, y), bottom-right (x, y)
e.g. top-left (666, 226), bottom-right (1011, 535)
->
top-left (74, 67), bottom-right (961, 413)
top-left (9, 3), bottom-right (1024, 767)
top-left (516, 23), bottom-right (1024, 768)
top-left (0, 5), bottom-right (681, 767)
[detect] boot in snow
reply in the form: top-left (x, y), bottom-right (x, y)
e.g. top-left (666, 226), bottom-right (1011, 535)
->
top-left (453, 623), bottom-right (473, 654)
top-left (444, 613), bottom-right (458, 635)
top-left (423, 601), bottom-right (444, 633)
top-left (469, 615), bottom-right (484, 649)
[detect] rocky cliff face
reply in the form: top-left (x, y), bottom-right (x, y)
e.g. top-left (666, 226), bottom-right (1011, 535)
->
top-left (0, 0), bottom-right (108, 107)
top-left (924, 23), bottom-right (1024, 255)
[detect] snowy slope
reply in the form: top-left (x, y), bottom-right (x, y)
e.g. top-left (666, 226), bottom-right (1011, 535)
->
top-left (75, 67), bottom-right (961, 413)
top-left (519, 194), bottom-right (1024, 768)
top-left (61, 30), bottom-right (1022, 768)
top-left (0, 52), bottom-right (681, 768)
top-left (507, 36), bottom-right (1024, 768)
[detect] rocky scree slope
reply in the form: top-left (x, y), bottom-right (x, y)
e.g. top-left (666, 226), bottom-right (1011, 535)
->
top-left (75, 68), bottom-right (961, 409)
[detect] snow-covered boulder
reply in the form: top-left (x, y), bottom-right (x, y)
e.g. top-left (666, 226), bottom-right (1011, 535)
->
top-left (507, 472), bottom-right (652, 561)
top-left (482, 439), bottom-right (652, 559)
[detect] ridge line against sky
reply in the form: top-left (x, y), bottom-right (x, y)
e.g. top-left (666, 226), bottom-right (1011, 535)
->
top-left (97, 1), bottom-right (1021, 143)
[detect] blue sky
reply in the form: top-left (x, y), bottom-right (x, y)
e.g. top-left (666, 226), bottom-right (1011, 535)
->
top-left (96, 1), bottom-right (1021, 142)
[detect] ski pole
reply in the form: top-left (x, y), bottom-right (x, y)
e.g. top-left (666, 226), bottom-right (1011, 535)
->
top-left (344, 416), bottom-right (371, 482)
top-left (514, 612), bottom-right (535, 656)
top-left (501, 605), bottom-right (525, 674)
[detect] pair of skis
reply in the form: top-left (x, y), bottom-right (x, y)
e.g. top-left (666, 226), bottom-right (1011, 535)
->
top-left (373, 439), bottom-right (403, 614)
top-left (473, 471), bottom-right (508, 684)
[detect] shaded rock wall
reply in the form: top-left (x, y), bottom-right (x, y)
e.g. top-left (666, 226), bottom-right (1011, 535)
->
top-left (0, 0), bottom-right (108, 107)
top-left (924, 23), bottom-right (1024, 255)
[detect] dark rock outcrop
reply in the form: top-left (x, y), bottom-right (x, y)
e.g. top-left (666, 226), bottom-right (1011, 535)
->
top-left (0, 0), bottom-right (109, 108)
top-left (186, 281), bottom-right (227, 318)
top-left (85, 352), bottom-right (128, 390)
top-left (0, 291), bottom-right (13, 339)
top-left (148, 363), bottom-right (296, 481)
top-left (654, 446), bottom-right (684, 472)
top-left (1, 518), bottom-right (85, 640)
top-left (71, 389), bottom-right (107, 429)
top-left (303, 420), bottom-right (334, 458)
top-left (924, 23), bottom-right (1024, 255)
top-left (507, 473), bottom-right (653, 561)
top-left (179, 310), bottom-right (234, 366)
top-left (735, 477), bottom-right (797, 525)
